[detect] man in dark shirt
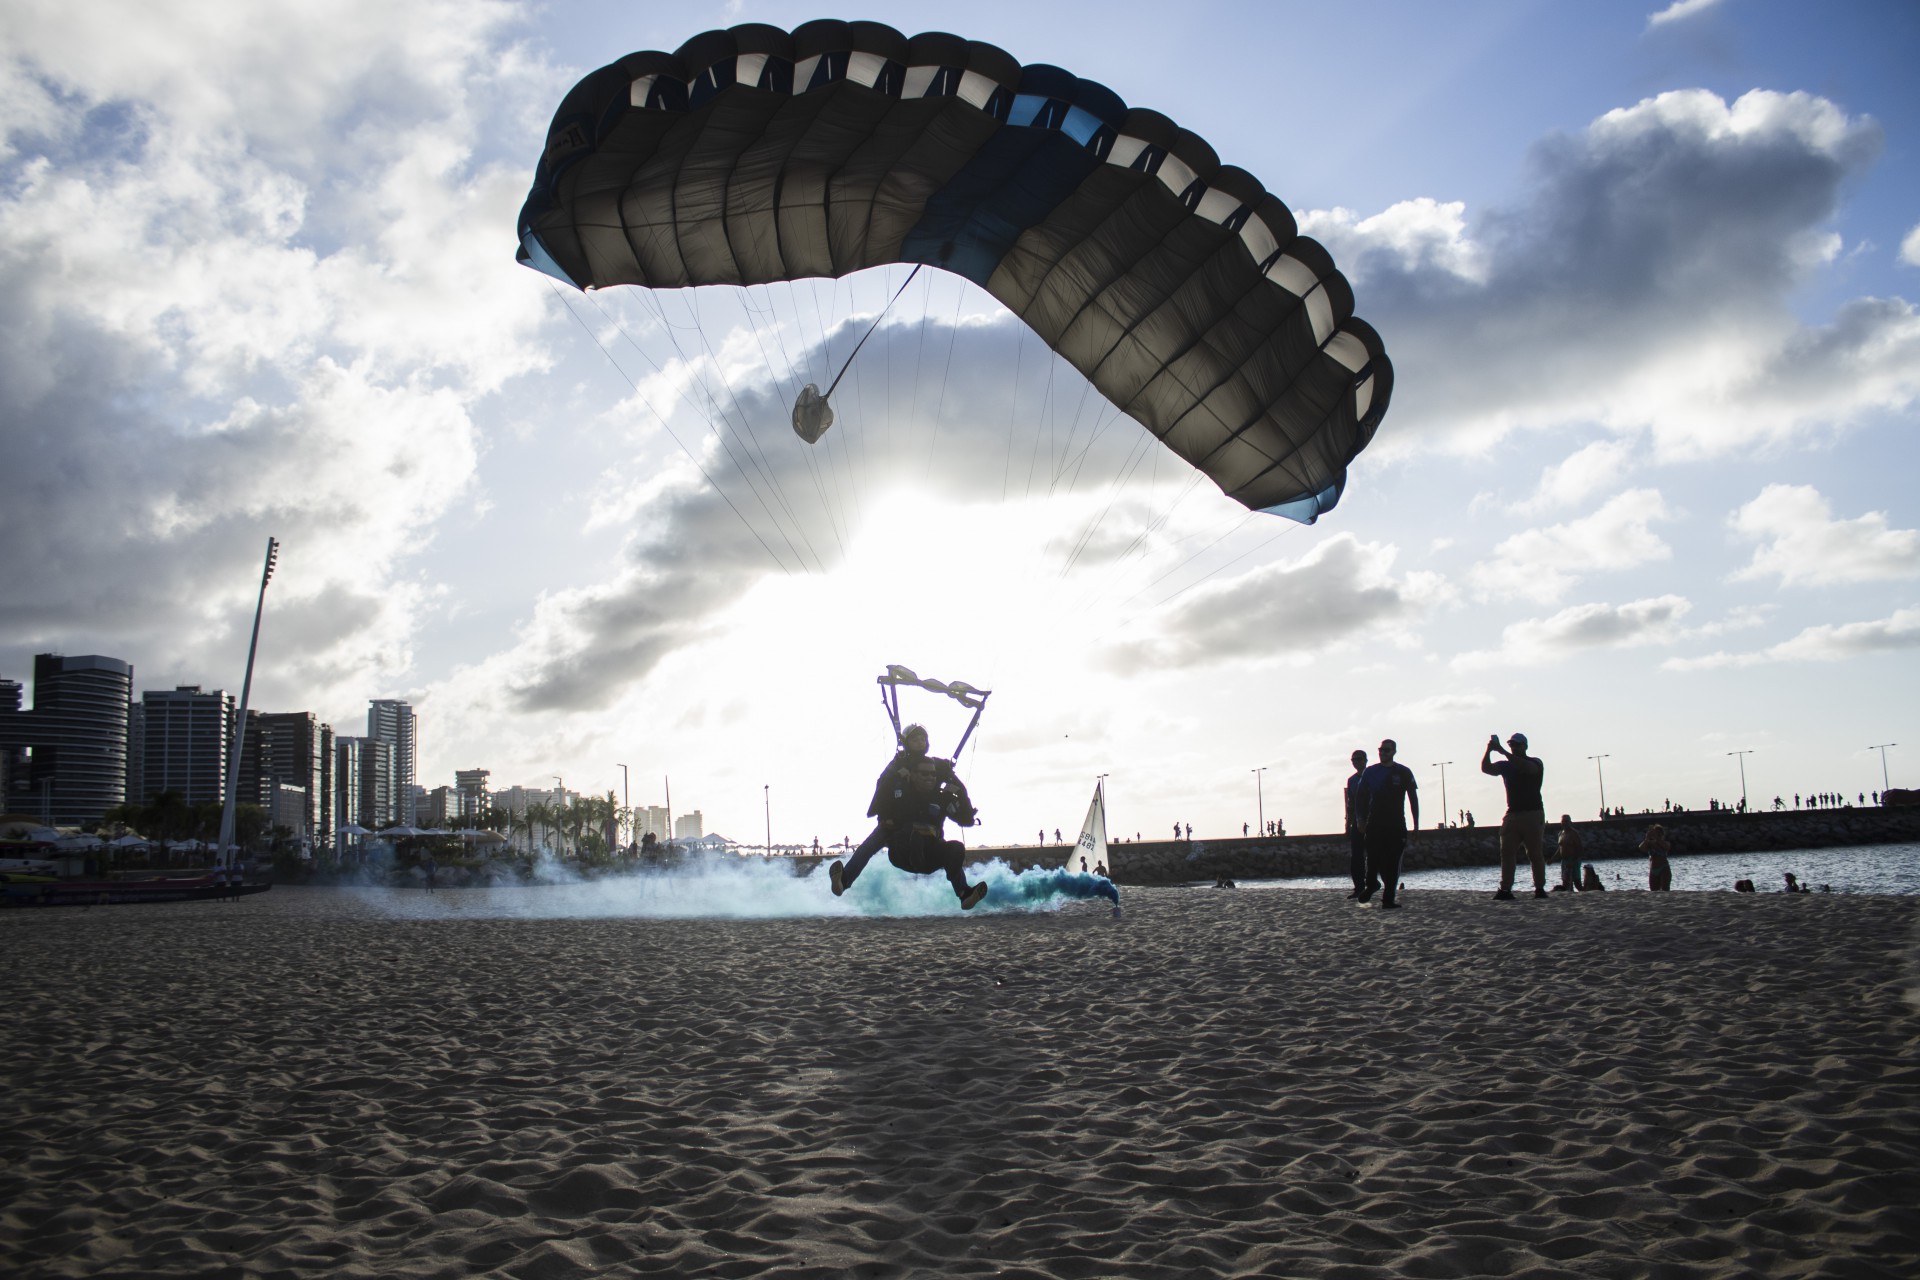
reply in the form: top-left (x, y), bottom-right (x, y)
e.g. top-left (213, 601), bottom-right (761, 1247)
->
top-left (830, 724), bottom-right (988, 909)
top-left (1482, 732), bottom-right (1547, 900)
top-left (1343, 749), bottom-right (1368, 900)
top-left (1356, 739), bottom-right (1418, 909)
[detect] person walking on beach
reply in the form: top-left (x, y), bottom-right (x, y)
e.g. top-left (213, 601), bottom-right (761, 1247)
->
top-left (830, 724), bottom-right (989, 909)
top-left (1482, 732), bottom-right (1547, 900)
top-left (1344, 749), bottom-right (1369, 900)
top-left (1356, 740), bottom-right (1418, 908)
top-left (1554, 815), bottom-right (1582, 892)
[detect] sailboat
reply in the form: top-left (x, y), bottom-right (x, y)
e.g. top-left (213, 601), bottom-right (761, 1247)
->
top-left (1067, 779), bottom-right (1111, 879)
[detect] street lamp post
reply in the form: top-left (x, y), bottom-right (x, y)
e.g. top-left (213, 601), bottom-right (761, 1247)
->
top-left (1430, 761), bottom-right (1453, 828)
top-left (1587, 754), bottom-right (1610, 818)
top-left (552, 775), bottom-right (564, 856)
top-left (1728, 750), bottom-right (1753, 812)
top-left (616, 763), bottom-right (629, 853)
top-left (218, 536), bottom-right (278, 868)
top-left (1251, 767), bottom-right (1266, 837)
top-left (1869, 743), bottom-right (1897, 794)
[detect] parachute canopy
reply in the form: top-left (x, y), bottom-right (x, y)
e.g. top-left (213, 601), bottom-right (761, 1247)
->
top-left (518, 19), bottom-right (1392, 523)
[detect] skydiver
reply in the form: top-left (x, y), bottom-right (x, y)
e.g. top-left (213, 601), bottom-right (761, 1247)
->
top-left (830, 724), bottom-right (989, 909)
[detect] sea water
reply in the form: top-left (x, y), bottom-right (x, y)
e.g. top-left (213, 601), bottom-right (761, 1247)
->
top-left (1272, 842), bottom-right (1920, 896)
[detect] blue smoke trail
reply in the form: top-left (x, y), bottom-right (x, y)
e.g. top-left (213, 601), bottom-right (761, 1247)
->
top-left (348, 852), bottom-right (1119, 921)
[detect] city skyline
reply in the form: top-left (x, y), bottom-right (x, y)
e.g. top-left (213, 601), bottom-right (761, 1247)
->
top-left (1, 1), bottom-right (1915, 845)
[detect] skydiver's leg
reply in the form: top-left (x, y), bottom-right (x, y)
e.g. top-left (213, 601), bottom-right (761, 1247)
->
top-left (938, 840), bottom-right (969, 898)
top-left (838, 825), bottom-right (887, 890)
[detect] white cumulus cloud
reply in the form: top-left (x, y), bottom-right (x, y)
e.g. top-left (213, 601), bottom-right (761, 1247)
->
top-left (1323, 89), bottom-right (1917, 463)
top-left (1729, 484), bottom-right (1920, 586)
top-left (1470, 489), bottom-right (1672, 603)
top-left (1665, 606), bottom-right (1920, 669)
top-left (1647, 0), bottom-right (1727, 29)
top-left (1455, 595), bottom-right (1692, 668)
top-left (1901, 222), bottom-right (1920, 268)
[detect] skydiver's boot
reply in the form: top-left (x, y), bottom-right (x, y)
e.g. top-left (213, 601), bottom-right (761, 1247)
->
top-left (960, 882), bottom-right (988, 911)
top-left (829, 860), bottom-right (846, 896)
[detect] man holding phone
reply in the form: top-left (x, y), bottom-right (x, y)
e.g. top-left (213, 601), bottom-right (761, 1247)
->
top-left (1483, 732), bottom-right (1547, 900)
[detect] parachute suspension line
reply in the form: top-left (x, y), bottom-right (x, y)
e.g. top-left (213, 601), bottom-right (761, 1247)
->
top-left (907, 266), bottom-right (933, 477)
top-left (1024, 349), bottom-right (1058, 500)
top-left (1056, 421), bottom-right (1161, 581)
top-left (1045, 373), bottom-right (1100, 496)
top-left (610, 287), bottom-right (819, 575)
top-left (921, 283), bottom-right (967, 485)
top-left (576, 287), bottom-right (810, 574)
top-left (824, 263), bottom-right (922, 401)
top-left (1106, 520), bottom-right (1303, 631)
top-left (1001, 318), bottom-right (1027, 504)
top-left (682, 288), bottom-right (826, 572)
top-left (798, 276), bottom-right (863, 526)
top-left (740, 283), bottom-right (849, 561)
top-left (547, 282), bottom-right (792, 576)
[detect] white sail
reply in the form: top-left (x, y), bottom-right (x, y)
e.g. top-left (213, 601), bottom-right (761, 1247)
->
top-left (1067, 779), bottom-right (1110, 878)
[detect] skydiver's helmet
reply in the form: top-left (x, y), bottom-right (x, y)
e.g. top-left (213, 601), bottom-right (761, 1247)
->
top-left (900, 724), bottom-right (929, 753)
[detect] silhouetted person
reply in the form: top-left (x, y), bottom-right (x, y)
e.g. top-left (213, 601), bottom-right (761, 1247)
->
top-left (831, 724), bottom-right (987, 909)
top-left (1483, 732), bottom-right (1546, 900)
top-left (1580, 864), bottom-right (1607, 891)
top-left (1640, 824), bottom-right (1671, 891)
top-left (1356, 739), bottom-right (1418, 909)
top-left (1554, 815), bottom-right (1582, 892)
top-left (1343, 748), bottom-right (1369, 900)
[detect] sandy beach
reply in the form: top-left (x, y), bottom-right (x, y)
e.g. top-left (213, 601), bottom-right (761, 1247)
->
top-left (3, 884), bottom-right (1917, 1278)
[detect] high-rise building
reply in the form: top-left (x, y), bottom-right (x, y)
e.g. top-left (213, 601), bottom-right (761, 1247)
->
top-left (335, 735), bottom-right (395, 830)
top-left (258, 713), bottom-right (334, 854)
top-left (422, 785), bottom-right (458, 828)
top-left (0, 655), bottom-right (134, 826)
top-left (268, 782), bottom-right (309, 845)
top-left (455, 768), bottom-right (491, 820)
top-left (368, 699), bottom-right (417, 824)
top-left (635, 805), bottom-right (672, 840)
top-left (674, 809), bottom-right (703, 840)
top-left (139, 686), bottom-right (234, 807)
top-left (123, 700), bottom-right (143, 807)
top-left (0, 678), bottom-right (26, 811)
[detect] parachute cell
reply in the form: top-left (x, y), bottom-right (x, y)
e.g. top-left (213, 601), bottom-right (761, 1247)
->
top-left (518, 20), bottom-right (1393, 522)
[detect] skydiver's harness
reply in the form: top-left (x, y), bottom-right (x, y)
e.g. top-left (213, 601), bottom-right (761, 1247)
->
top-left (874, 665), bottom-right (987, 861)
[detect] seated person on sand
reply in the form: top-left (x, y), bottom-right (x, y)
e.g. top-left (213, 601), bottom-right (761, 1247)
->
top-left (1640, 824), bottom-right (1672, 891)
top-left (830, 723), bottom-right (989, 910)
top-left (1734, 878), bottom-right (1756, 893)
top-left (1580, 863), bottom-right (1607, 891)
top-left (1782, 872), bottom-right (1810, 894)
top-left (1554, 815), bottom-right (1582, 892)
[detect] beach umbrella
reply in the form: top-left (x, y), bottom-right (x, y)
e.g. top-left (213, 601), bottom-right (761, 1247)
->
top-left (384, 825), bottom-right (425, 838)
top-left (338, 822), bottom-right (370, 837)
top-left (111, 833), bottom-right (150, 847)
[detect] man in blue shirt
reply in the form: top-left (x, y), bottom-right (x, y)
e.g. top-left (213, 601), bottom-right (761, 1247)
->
top-left (1356, 739), bottom-right (1419, 909)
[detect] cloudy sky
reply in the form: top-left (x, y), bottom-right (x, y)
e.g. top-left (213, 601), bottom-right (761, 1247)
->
top-left (3, 0), bottom-right (1916, 846)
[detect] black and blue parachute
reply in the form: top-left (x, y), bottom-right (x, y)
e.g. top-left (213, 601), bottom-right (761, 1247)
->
top-left (518, 19), bottom-right (1392, 523)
